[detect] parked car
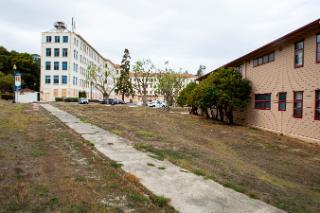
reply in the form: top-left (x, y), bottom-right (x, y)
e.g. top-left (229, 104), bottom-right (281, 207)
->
top-left (100, 98), bottom-right (115, 105)
top-left (148, 100), bottom-right (166, 108)
top-left (113, 99), bottom-right (126, 105)
top-left (147, 100), bottom-right (155, 107)
top-left (153, 100), bottom-right (166, 108)
top-left (79, 98), bottom-right (89, 104)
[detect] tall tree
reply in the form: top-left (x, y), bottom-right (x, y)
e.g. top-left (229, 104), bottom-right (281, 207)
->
top-left (115, 49), bottom-right (133, 101)
top-left (87, 64), bottom-right (116, 99)
top-left (196, 64), bottom-right (206, 77)
top-left (156, 69), bottom-right (183, 106)
top-left (132, 59), bottom-right (155, 106)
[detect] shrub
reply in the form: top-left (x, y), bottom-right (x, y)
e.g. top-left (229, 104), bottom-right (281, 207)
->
top-left (55, 97), bottom-right (64, 102)
top-left (79, 91), bottom-right (87, 98)
top-left (64, 97), bottom-right (79, 102)
top-left (177, 82), bottom-right (197, 106)
top-left (1, 94), bottom-right (13, 100)
top-left (89, 99), bottom-right (100, 103)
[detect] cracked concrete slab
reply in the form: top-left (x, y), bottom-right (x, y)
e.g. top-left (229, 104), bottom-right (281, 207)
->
top-left (41, 104), bottom-right (284, 213)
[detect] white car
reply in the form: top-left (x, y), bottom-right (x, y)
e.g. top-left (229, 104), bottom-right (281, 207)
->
top-left (79, 98), bottom-right (89, 104)
top-left (149, 100), bottom-right (166, 108)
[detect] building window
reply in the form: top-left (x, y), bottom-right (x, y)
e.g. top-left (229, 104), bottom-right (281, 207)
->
top-left (45, 75), bottom-right (51, 84)
top-left (63, 36), bottom-right (68, 43)
top-left (62, 75), bottom-right (67, 84)
top-left (278, 92), bottom-right (287, 111)
top-left (315, 90), bottom-right (320, 120)
top-left (54, 36), bottom-right (60, 43)
top-left (53, 75), bottom-right (59, 84)
top-left (73, 77), bottom-right (78, 86)
top-left (62, 48), bottom-right (68, 57)
top-left (46, 36), bottom-right (51, 43)
top-left (253, 52), bottom-right (275, 67)
top-left (294, 41), bottom-right (304, 68)
top-left (54, 48), bottom-right (59, 57)
top-left (62, 62), bottom-right (68, 70)
top-left (54, 61), bottom-right (59, 70)
top-left (73, 63), bottom-right (78, 72)
top-left (293, 91), bottom-right (303, 118)
top-left (46, 48), bottom-right (51, 57)
top-left (45, 61), bottom-right (51, 70)
top-left (255, 94), bottom-right (271, 110)
top-left (316, 34), bottom-right (320, 63)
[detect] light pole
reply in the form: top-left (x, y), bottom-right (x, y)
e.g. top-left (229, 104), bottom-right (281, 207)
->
top-left (12, 64), bottom-right (17, 103)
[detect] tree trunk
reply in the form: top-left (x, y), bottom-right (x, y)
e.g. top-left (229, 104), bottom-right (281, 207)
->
top-left (218, 106), bottom-right (224, 122)
top-left (122, 92), bottom-right (125, 101)
top-left (142, 95), bottom-right (147, 106)
top-left (227, 107), bottom-right (234, 125)
top-left (103, 92), bottom-right (109, 99)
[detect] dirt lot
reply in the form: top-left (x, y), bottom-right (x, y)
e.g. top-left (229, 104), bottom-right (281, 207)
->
top-left (54, 102), bottom-right (320, 213)
top-left (0, 100), bottom-right (175, 212)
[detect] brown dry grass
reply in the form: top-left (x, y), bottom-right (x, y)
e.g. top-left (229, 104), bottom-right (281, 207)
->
top-left (0, 100), bottom-right (175, 212)
top-left (54, 102), bottom-right (320, 212)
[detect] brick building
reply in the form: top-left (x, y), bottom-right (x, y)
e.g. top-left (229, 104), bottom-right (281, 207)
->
top-left (198, 19), bottom-right (320, 144)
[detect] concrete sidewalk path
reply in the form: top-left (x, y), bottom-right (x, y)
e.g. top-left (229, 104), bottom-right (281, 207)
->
top-left (41, 104), bottom-right (284, 213)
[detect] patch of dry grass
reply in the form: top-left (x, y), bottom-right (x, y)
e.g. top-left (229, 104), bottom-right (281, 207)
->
top-left (54, 103), bottom-right (320, 212)
top-left (0, 100), bottom-right (175, 212)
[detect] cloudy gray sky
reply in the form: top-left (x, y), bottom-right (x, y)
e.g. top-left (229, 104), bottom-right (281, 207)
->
top-left (0, 0), bottom-right (319, 73)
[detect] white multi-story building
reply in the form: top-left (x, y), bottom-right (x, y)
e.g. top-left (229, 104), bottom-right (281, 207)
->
top-left (40, 22), bottom-right (118, 101)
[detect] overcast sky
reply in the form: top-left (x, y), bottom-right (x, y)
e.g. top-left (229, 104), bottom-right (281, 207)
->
top-left (0, 0), bottom-right (319, 74)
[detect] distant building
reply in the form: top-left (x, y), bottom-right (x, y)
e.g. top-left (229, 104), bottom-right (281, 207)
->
top-left (126, 72), bottom-right (196, 103)
top-left (198, 19), bottom-right (320, 144)
top-left (40, 21), bottom-right (118, 101)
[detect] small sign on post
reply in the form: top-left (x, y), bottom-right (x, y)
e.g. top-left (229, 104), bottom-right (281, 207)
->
top-left (14, 72), bottom-right (21, 91)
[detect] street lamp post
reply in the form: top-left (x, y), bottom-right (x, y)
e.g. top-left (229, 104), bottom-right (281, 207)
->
top-left (12, 64), bottom-right (21, 103)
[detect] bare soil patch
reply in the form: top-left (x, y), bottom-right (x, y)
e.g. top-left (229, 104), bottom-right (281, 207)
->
top-left (54, 102), bottom-right (320, 212)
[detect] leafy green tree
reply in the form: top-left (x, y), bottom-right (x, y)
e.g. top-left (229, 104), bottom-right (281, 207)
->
top-left (132, 59), bottom-right (155, 106)
top-left (115, 49), bottom-right (133, 101)
top-left (156, 70), bottom-right (183, 106)
top-left (177, 82), bottom-right (197, 106)
top-left (0, 46), bottom-right (40, 91)
top-left (0, 71), bottom-right (14, 93)
top-left (189, 67), bottom-right (251, 124)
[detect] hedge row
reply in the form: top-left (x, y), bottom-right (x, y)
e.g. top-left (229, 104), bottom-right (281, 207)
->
top-left (55, 97), bottom-right (79, 102)
top-left (1, 94), bottom-right (14, 100)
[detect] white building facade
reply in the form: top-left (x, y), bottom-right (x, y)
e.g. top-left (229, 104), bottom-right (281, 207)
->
top-left (40, 22), bottom-right (117, 101)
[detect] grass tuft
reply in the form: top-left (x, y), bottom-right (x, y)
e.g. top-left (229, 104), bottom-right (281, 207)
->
top-left (193, 168), bottom-right (205, 176)
top-left (111, 162), bottom-right (123, 168)
top-left (150, 195), bottom-right (170, 207)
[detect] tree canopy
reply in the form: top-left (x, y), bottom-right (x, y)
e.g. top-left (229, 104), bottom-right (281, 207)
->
top-left (87, 64), bottom-right (116, 99)
top-left (0, 46), bottom-right (40, 92)
top-left (177, 82), bottom-right (197, 107)
top-left (189, 67), bottom-right (251, 124)
top-left (115, 49), bottom-right (133, 100)
top-left (132, 59), bottom-right (155, 105)
top-left (156, 70), bottom-right (183, 106)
